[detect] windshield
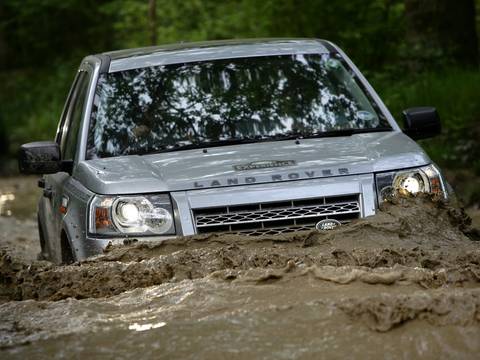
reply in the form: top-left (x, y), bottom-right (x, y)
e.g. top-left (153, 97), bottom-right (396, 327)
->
top-left (87, 53), bottom-right (391, 159)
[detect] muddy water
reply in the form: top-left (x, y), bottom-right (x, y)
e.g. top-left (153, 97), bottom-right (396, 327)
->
top-left (2, 279), bottom-right (479, 359)
top-left (0, 177), bottom-right (40, 219)
top-left (1, 178), bottom-right (480, 359)
top-left (0, 177), bottom-right (41, 262)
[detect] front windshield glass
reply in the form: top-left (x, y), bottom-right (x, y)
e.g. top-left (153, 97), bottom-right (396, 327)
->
top-left (87, 53), bottom-right (391, 159)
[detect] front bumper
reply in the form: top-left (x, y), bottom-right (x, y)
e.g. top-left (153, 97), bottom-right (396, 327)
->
top-left (81, 174), bottom-right (377, 259)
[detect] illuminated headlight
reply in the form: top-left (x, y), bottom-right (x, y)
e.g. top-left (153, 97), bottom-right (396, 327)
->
top-left (375, 164), bottom-right (447, 202)
top-left (89, 194), bottom-right (175, 236)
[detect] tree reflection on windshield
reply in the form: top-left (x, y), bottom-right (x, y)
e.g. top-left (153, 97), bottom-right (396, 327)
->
top-left (87, 54), bottom-right (390, 159)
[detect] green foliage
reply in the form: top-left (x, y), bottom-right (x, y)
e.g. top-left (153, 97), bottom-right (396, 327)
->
top-left (373, 69), bottom-right (480, 173)
top-left (0, 61), bottom-right (75, 154)
top-left (374, 70), bottom-right (480, 130)
top-left (1, 0), bottom-right (115, 68)
top-left (98, 0), bottom-right (150, 48)
top-left (94, 0), bottom-right (407, 70)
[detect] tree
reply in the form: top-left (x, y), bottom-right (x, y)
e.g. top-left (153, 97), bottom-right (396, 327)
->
top-left (149, 0), bottom-right (157, 45)
top-left (404, 0), bottom-right (479, 68)
top-left (0, 4), bottom-right (8, 70)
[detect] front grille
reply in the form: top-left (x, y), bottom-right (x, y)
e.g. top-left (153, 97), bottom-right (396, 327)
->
top-left (193, 195), bottom-right (361, 236)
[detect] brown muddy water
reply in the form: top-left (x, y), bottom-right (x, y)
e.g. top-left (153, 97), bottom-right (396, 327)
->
top-left (0, 177), bottom-right (480, 359)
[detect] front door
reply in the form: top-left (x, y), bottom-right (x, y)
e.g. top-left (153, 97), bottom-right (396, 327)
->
top-left (42, 68), bottom-right (91, 263)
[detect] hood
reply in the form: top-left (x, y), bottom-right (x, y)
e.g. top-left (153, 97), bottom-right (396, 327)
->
top-left (75, 131), bottom-right (431, 195)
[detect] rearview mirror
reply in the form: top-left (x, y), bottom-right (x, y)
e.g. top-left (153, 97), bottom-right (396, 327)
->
top-left (402, 107), bottom-right (441, 140)
top-left (18, 141), bottom-right (62, 174)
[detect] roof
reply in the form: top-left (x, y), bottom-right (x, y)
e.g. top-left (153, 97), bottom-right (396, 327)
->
top-left (95, 38), bottom-right (334, 73)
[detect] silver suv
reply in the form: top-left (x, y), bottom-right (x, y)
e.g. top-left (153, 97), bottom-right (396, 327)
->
top-left (19, 39), bottom-right (447, 264)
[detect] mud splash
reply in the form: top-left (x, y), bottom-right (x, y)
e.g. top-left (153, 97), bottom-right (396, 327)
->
top-left (1, 195), bottom-right (480, 359)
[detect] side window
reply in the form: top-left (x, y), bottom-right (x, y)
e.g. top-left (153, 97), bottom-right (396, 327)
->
top-left (62, 71), bottom-right (90, 160)
top-left (55, 74), bottom-right (80, 145)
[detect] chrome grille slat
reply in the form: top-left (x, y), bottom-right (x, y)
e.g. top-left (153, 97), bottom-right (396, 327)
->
top-left (195, 202), bottom-right (360, 227)
top-left (193, 195), bottom-right (361, 236)
top-left (235, 225), bottom-right (314, 236)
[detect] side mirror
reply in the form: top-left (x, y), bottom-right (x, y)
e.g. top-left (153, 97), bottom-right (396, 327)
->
top-left (402, 107), bottom-right (441, 140)
top-left (18, 141), bottom-right (62, 174)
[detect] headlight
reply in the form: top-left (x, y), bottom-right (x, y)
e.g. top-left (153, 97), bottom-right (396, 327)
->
top-left (89, 194), bottom-right (175, 236)
top-left (375, 164), bottom-right (446, 203)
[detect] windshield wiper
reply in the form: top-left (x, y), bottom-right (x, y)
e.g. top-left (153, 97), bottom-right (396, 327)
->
top-left (138, 137), bottom-right (259, 155)
top-left (257, 127), bottom-right (393, 141)
top-left (300, 127), bottom-right (393, 139)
